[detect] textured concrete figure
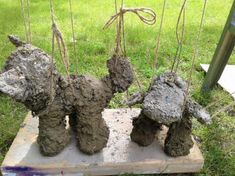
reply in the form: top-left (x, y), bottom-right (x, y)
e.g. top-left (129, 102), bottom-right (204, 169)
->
top-left (127, 72), bottom-right (211, 157)
top-left (0, 35), bottom-right (133, 156)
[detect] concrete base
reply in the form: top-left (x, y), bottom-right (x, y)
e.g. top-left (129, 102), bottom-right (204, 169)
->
top-left (1, 109), bottom-right (204, 175)
top-left (201, 64), bottom-right (235, 99)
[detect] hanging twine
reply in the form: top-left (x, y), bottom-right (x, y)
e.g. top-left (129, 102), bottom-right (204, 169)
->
top-left (104, 7), bottom-right (156, 28)
top-left (104, 6), bottom-right (156, 56)
top-left (49, 0), bottom-right (75, 96)
top-left (174, 7), bottom-right (186, 72)
top-left (184, 0), bottom-right (208, 108)
top-left (69, 0), bottom-right (78, 75)
top-left (20, 0), bottom-right (32, 43)
top-left (49, 0), bottom-right (70, 76)
top-left (26, 0), bottom-right (32, 43)
top-left (151, 0), bottom-right (167, 84)
top-left (104, 2), bottom-right (157, 93)
top-left (171, 0), bottom-right (187, 72)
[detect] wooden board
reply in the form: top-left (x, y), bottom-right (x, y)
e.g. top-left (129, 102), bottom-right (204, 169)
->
top-left (1, 109), bottom-right (204, 175)
top-left (201, 64), bottom-right (235, 99)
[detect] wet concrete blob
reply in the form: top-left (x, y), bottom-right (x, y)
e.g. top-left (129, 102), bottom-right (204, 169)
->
top-left (127, 72), bottom-right (211, 157)
top-left (0, 35), bottom-right (133, 156)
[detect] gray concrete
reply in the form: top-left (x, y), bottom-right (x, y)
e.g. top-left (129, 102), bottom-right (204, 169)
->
top-left (1, 109), bottom-right (204, 175)
top-left (201, 64), bottom-right (235, 99)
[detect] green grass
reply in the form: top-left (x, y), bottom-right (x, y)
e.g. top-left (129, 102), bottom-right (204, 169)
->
top-left (0, 0), bottom-right (235, 175)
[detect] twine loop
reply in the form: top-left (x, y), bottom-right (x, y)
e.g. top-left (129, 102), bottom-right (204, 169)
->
top-left (104, 7), bottom-right (156, 29)
top-left (104, 6), bottom-right (156, 56)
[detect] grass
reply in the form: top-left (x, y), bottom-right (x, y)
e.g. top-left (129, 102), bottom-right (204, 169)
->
top-left (0, 0), bottom-right (235, 175)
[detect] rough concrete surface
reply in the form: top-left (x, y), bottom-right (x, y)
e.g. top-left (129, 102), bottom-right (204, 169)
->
top-left (143, 72), bottom-right (187, 125)
top-left (0, 35), bottom-right (133, 156)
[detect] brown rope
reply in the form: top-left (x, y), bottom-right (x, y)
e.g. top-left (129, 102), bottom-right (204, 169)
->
top-left (104, 7), bottom-right (156, 28)
top-left (49, 0), bottom-right (75, 95)
top-left (121, 0), bottom-right (127, 56)
top-left (151, 0), bottom-right (167, 84)
top-left (49, 0), bottom-right (56, 103)
top-left (49, 0), bottom-right (70, 75)
top-left (104, 7), bottom-right (156, 29)
top-left (171, 0), bottom-right (187, 72)
top-left (174, 7), bottom-right (186, 72)
top-left (20, 0), bottom-right (32, 43)
top-left (181, 0), bottom-right (208, 111)
top-left (26, 0), bottom-right (32, 43)
top-left (105, 1), bottom-right (156, 92)
top-left (69, 0), bottom-right (78, 75)
top-left (104, 6), bottom-right (156, 56)
top-left (185, 0), bottom-right (207, 101)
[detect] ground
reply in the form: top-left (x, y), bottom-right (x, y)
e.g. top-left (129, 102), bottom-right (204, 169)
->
top-left (0, 0), bottom-right (234, 175)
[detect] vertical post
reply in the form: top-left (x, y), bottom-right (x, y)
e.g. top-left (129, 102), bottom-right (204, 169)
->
top-left (202, 1), bottom-right (235, 92)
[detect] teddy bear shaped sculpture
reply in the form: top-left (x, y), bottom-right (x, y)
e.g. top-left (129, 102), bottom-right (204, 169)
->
top-left (126, 72), bottom-right (211, 157)
top-left (0, 35), bottom-right (133, 156)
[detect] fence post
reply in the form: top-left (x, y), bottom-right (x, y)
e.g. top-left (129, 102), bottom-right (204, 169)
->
top-left (202, 1), bottom-right (235, 92)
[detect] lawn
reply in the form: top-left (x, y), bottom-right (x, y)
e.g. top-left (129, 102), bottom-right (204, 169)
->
top-left (0, 0), bottom-right (235, 175)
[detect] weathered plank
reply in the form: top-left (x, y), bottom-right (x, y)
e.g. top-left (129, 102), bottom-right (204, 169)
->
top-left (1, 109), bottom-right (204, 175)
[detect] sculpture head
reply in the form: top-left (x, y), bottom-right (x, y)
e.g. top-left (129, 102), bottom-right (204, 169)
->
top-left (0, 35), bottom-right (59, 112)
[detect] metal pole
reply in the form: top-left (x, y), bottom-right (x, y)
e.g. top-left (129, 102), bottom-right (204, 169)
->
top-left (202, 1), bottom-right (235, 92)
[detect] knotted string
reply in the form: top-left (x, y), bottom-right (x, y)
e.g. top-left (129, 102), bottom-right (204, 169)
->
top-left (104, 7), bottom-right (156, 28)
top-left (104, 7), bottom-right (156, 56)
top-left (49, 0), bottom-right (75, 97)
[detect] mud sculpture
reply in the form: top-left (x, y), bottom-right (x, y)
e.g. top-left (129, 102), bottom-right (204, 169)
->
top-left (0, 35), bottom-right (133, 156)
top-left (126, 72), bottom-right (211, 157)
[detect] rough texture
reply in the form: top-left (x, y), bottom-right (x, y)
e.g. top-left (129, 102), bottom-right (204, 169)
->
top-left (0, 35), bottom-right (133, 156)
top-left (37, 97), bottom-right (71, 156)
top-left (130, 110), bottom-right (162, 146)
top-left (128, 72), bottom-right (211, 157)
top-left (186, 99), bottom-right (211, 124)
top-left (106, 56), bottom-right (134, 93)
top-left (143, 72), bottom-right (187, 125)
top-left (164, 113), bottom-right (194, 157)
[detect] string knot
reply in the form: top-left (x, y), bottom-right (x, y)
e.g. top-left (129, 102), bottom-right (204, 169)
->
top-left (104, 6), bottom-right (156, 56)
top-left (104, 7), bottom-right (156, 29)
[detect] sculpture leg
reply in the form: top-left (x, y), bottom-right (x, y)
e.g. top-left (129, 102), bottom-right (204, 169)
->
top-left (76, 112), bottom-right (109, 154)
top-left (164, 113), bottom-right (193, 157)
top-left (130, 111), bottom-right (161, 146)
top-left (37, 105), bottom-right (71, 156)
